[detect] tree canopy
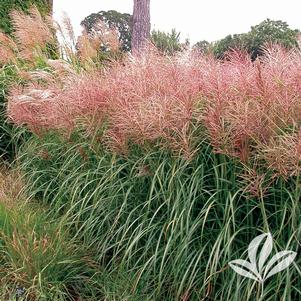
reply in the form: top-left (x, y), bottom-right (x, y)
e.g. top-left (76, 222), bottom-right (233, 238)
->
top-left (81, 10), bottom-right (133, 52)
top-left (211, 19), bottom-right (299, 60)
top-left (246, 19), bottom-right (299, 59)
top-left (193, 40), bottom-right (211, 54)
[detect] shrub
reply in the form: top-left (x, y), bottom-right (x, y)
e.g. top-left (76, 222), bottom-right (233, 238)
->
top-left (151, 29), bottom-right (182, 55)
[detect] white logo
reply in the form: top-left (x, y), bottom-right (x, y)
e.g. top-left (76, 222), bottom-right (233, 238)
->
top-left (229, 233), bottom-right (297, 285)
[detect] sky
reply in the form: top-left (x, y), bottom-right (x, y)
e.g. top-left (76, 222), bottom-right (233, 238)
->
top-left (53, 0), bottom-right (301, 44)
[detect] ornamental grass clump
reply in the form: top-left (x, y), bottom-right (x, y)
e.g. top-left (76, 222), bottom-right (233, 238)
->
top-left (8, 49), bottom-right (205, 157)
top-left (103, 50), bottom-right (204, 156)
top-left (0, 32), bottom-right (17, 65)
top-left (7, 45), bottom-right (301, 176)
top-left (5, 22), bottom-right (301, 299)
top-left (8, 6), bottom-right (55, 61)
top-left (201, 46), bottom-right (301, 175)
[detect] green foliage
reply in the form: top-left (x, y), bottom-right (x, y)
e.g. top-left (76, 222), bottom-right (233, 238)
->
top-left (0, 0), bottom-right (51, 35)
top-left (0, 65), bottom-right (29, 162)
top-left (193, 39), bottom-right (211, 54)
top-left (81, 10), bottom-right (133, 52)
top-left (212, 34), bottom-right (246, 59)
top-left (212, 19), bottom-right (299, 60)
top-left (246, 19), bottom-right (299, 59)
top-left (16, 132), bottom-right (301, 300)
top-left (0, 1), bottom-right (53, 162)
top-left (151, 29), bottom-right (182, 55)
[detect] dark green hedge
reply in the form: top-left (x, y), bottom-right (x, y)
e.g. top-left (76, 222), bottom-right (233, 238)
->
top-left (0, 0), bottom-right (51, 35)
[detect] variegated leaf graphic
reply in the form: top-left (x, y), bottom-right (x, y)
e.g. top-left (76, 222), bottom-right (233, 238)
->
top-left (229, 259), bottom-right (262, 282)
top-left (230, 233), bottom-right (297, 287)
top-left (258, 232), bottom-right (273, 272)
top-left (248, 233), bottom-right (271, 272)
top-left (263, 250), bottom-right (297, 280)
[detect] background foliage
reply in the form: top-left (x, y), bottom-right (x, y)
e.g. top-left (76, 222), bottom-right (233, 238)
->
top-left (81, 10), bottom-right (133, 52)
top-left (151, 29), bottom-right (182, 55)
top-left (211, 19), bottom-right (299, 59)
top-left (0, 0), bottom-right (51, 34)
top-left (0, 2), bottom-right (53, 161)
top-left (0, 65), bottom-right (28, 161)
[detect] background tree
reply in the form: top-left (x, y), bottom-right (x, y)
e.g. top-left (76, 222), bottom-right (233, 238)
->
top-left (151, 29), bottom-right (182, 55)
top-left (131, 0), bottom-right (151, 52)
top-left (246, 19), bottom-right (299, 59)
top-left (81, 10), bottom-right (132, 51)
top-left (212, 34), bottom-right (246, 59)
top-left (193, 40), bottom-right (211, 54)
top-left (212, 19), bottom-right (299, 60)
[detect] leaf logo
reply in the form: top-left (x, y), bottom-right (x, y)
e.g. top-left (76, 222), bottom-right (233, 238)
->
top-left (229, 233), bottom-right (297, 284)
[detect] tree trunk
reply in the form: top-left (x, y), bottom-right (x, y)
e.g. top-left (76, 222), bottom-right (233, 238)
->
top-left (131, 0), bottom-right (151, 53)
